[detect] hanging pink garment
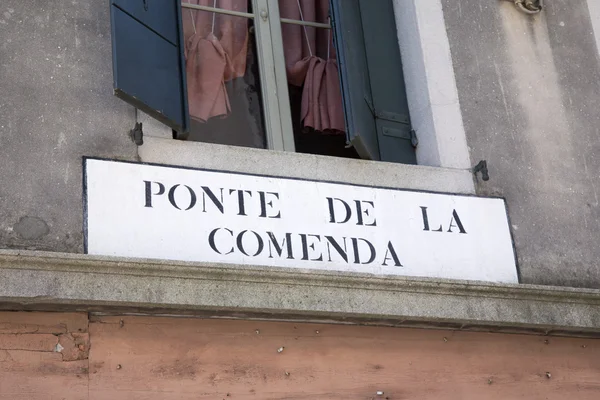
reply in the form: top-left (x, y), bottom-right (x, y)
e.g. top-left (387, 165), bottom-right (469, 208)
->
top-left (300, 57), bottom-right (344, 133)
top-left (185, 33), bottom-right (231, 122)
top-left (182, 0), bottom-right (249, 122)
top-left (279, 0), bottom-right (345, 134)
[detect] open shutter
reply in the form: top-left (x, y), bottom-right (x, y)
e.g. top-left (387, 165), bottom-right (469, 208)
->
top-left (330, 0), bottom-right (378, 160)
top-left (110, 0), bottom-right (189, 133)
top-left (330, 0), bottom-right (416, 164)
top-left (359, 0), bottom-right (416, 164)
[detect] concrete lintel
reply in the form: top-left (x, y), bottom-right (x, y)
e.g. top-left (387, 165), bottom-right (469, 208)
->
top-left (1, 250), bottom-right (599, 335)
top-left (139, 137), bottom-right (476, 195)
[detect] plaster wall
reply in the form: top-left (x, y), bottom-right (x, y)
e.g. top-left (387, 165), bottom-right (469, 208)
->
top-left (0, 0), bottom-right (138, 252)
top-left (442, 0), bottom-right (600, 287)
top-left (2, 0), bottom-right (600, 290)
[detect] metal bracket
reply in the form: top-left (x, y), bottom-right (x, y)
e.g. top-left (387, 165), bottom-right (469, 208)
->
top-left (260, 9), bottom-right (268, 21)
top-left (129, 122), bottom-right (143, 146)
top-left (505, 0), bottom-right (543, 15)
top-left (382, 127), bottom-right (418, 148)
top-left (364, 97), bottom-right (409, 125)
top-left (472, 160), bottom-right (489, 181)
top-left (410, 129), bottom-right (418, 148)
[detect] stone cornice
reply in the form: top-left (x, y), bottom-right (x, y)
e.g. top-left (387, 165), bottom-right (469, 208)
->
top-left (1, 250), bottom-right (599, 335)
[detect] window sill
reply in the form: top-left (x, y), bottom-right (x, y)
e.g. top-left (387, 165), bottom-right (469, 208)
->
top-left (138, 137), bottom-right (476, 195)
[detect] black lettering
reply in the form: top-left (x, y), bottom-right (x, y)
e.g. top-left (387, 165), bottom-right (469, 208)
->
top-left (300, 234), bottom-right (323, 261)
top-left (144, 180), bottom-right (165, 208)
top-left (325, 236), bottom-right (348, 262)
top-left (355, 200), bottom-right (376, 226)
top-left (208, 228), bottom-right (234, 255)
top-left (447, 209), bottom-right (467, 234)
top-left (355, 201), bottom-right (363, 225)
top-left (266, 232), bottom-right (294, 259)
top-left (229, 189), bottom-right (253, 216)
top-left (382, 242), bottom-right (402, 267)
top-left (420, 206), bottom-right (442, 232)
top-left (351, 237), bottom-right (376, 264)
top-left (201, 186), bottom-right (224, 213)
top-left (259, 191), bottom-right (281, 219)
top-left (327, 197), bottom-right (352, 224)
top-left (420, 206), bottom-right (430, 230)
top-left (168, 184), bottom-right (197, 211)
top-left (236, 230), bottom-right (264, 257)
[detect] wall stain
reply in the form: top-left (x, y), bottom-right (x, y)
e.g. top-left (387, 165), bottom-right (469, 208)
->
top-left (13, 216), bottom-right (50, 240)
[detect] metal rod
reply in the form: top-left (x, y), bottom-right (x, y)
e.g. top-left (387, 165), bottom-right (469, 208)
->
top-left (280, 17), bottom-right (330, 29)
top-left (181, 3), bottom-right (254, 19)
top-left (181, 3), bottom-right (331, 29)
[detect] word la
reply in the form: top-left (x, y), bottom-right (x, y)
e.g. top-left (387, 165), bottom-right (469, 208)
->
top-left (420, 206), bottom-right (467, 234)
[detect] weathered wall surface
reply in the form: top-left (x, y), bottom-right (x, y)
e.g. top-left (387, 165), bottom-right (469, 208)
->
top-left (1, 0), bottom-right (600, 290)
top-left (1, 312), bottom-right (599, 399)
top-left (442, 0), bottom-right (600, 288)
top-left (0, 1), bottom-right (137, 253)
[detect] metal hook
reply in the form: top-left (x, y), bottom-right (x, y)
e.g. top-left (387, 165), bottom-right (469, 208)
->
top-left (472, 160), bottom-right (490, 181)
top-left (512, 0), bottom-right (543, 15)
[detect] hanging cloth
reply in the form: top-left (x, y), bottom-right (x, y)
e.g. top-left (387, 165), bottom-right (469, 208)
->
top-left (280, 0), bottom-right (345, 134)
top-left (183, 0), bottom-right (249, 122)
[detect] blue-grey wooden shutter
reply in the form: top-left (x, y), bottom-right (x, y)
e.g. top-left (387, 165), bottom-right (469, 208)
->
top-left (110, 0), bottom-right (189, 134)
top-left (330, 0), bottom-right (416, 164)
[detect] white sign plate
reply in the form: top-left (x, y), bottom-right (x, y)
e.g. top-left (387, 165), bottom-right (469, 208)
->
top-left (84, 158), bottom-right (518, 283)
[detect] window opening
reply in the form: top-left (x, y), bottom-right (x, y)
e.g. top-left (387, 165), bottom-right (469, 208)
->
top-left (180, 0), bottom-right (356, 158)
top-left (170, 0), bottom-right (413, 163)
top-left (279, 0), bottom-right (359, 159)
top-left (180, 0), bottom-right (266, 149)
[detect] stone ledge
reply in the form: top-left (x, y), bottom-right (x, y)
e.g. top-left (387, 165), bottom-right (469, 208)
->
top-left (138, 136), bottom-right (477, 194)
top-left (1, 250), bottom-right (600, 335)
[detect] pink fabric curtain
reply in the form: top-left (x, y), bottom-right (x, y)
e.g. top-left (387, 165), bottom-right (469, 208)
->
top-left (279, 0), bottom-right (345, 134)
top-left (182, 0), bottom-right (344, 134)
top-left (182, 0), bottom-right (249, 122)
